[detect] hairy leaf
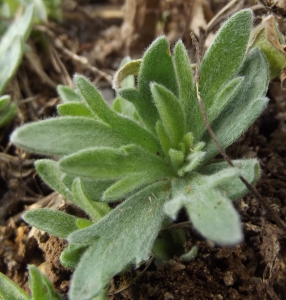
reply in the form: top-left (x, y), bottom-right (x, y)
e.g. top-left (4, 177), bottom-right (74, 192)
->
top-left (0, 272), bottom-right (29, 300)
top-left (68, 182), bottom-right (169, 299)
top-left (57, 102), bottom-right (94, 118)
top-left (23, 208), bottom-right (81, 238)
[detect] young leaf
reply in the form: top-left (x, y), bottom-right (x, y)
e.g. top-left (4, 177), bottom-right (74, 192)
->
top-left (28, 265), bottom-right (62, 300)
top-left (151, 83), bottom-right (186, 148)
top-left (60, 243), bottom-right (87, 269)
top-left (119, 36), bottom-right (179, 133)
top-left (23, 208), bottom-right (82, 238)
top-left (57, 85), bottom-right (82, 103)
top-left (57, 102), bottom-right (94, 118)
top-left (173, 40), bottom-right (197, 132)
top-left (68, 182), bottom-right (169, 299)
top-left (0, 272), bottom-right (30, 300)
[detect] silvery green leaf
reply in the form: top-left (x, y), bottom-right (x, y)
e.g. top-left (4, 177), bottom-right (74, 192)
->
top-left (57, 85), bottom-right (82, 103)
top-left (28, 265), bottom-right (62, 300)
top-left (168, 149), bottom-right (184, 170)
top-left (119, 37), bottom-right (178, 133)
top-left (10, 117), bottom-right (129, 156)
top-left (68, 182), bottom-right (169, 299)
top-left (184, 188), bottom-right (242, 245)
top-left (151, 83), bottom-right (185, 148)
top-left (59, 144), bottom-right (173, 180)
top-left (60, 243), bottom-right (87, 269)
top-left (75, 75), bottom-right (161, 154)
top-left (57, 102), bottom-right (95, 118)
top-left (200, 159), bottom-right (260, 199)
top-left (156, 121), bottom-right (172, 156)
top-left (23, 208), bottom-right (82, 238)
top-left (173, 40), bottom-right (197, 132)
top-left (199, 10), bottom-right (253, 136)
top-left (203, 48), bottom-right (269, 160)
top-left (0, 272), bottom-right (30, 300)
top-left (72, 178), bottom-right (110, 221)
top-left (0, 36), bottom-right (23, 95)
top-left (35, 159), bottom-right (73, 200)
top-left (0, 4), bottom-right (34, 56)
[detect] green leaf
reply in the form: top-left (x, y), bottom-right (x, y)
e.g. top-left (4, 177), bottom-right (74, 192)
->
top-left (28, 265), bottom-right (62, 300)
top-left (203, 48), bottom-right (269, 161)
top-left (0, 4), bottom-right (34, 56)
top-left (184, 188), bottom-right (243, 245)
top-left (156, 121), bottom-right (172, 156)
top-left (0, 102), bottom-right (17, 127)
top-left (0, 95), bottom-right (10, 110)
top-left (35, 159), bottom-right (73, 200)
top-left (59, 144), bottom-right (174, 180)
top-left (72, 178), bottom-right (110, 221)
top-left (0, 272), bottom-right (30, 300)
top-left (173, 40), bottom-right (197, 132)
top-left (10, 117), bottom-right (129, 156)
top-left (119, 37), bottom-right (178, 133)
top-left (57, 102), bottom-right (94, 118)
top-left (23, 208), bottom-right (81, 238)
top-left (200, 159), bottom-right (261, 199)
top-left (68, 182), bottom-right (169, 299)
top-left (60, 243), bottom-right (87, 269)
top-left (199, 9), bottom-right (253, 133)
top-left (57, 85), bottom-right (82, 103)
top-left (75, 75), bottom-right (161, 154)
top-left (151, 83), bottom-right (185, 148)
top-left (0, 36), bottom-right (23, 94)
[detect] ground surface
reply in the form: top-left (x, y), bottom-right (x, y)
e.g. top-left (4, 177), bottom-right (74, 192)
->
top-left (1, 0), bottom-right (286, 299)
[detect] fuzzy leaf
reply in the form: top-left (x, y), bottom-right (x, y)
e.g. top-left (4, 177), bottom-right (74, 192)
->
top-left (0, 4), bottom-right (34, 55)
top-left (28, 265), bottom-right (62, 300)
top-left (72, 178), bottom-right (110, 221)
top-left (151, 83), bottom-right (185, 148)
top-left (199, 10), bottom-right (253, 123)
top-left (60, 243), bottom-right (87, 269)
top-left (35, 159), bottom-right (73, 200)
top-left (0, 272), bottom-right (30, 300)
top-left (120, 37), bottom-right (178, 132)
top-left (203, 48), bottom-right (269, 160)
top-left (23, 208), bottom-right (81, 238)
top-left (173, 40), bottom-right (197, 132)
top-left (200, 159), bottom-right (260, 199)
top-left (156, 121), bottom-right (172, 156)
top-left (10, 117), bottom-right (133, 156)
top-left (0, 95), bottom-right (11, 110)
top-left (75, 75), bottom-right (161, 154)
top-left (68, 182), bottom-right (169, 299)
top-left (184, 188), bottom-right (243, 245)
top-left (59, 144), bottom-right (173, 180)
top-left (0, 36), bottom-right (23, 95)
top-left (57, 102), bottom-right (94, 118)
top-left (0, 102), bottom-right (17, 127)
top-left (57, 85), bottom-right (82, 103)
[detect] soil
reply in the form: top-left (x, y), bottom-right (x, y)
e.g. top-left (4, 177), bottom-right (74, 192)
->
top-left (1, 0), bottom-right (286, 299)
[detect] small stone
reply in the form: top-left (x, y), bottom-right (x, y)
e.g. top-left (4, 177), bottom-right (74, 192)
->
top-left (223, 271), bottom-right (235, 286)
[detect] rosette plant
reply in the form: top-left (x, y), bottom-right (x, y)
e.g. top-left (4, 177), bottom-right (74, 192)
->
top-left (10, 9), bottom-right (269, 300)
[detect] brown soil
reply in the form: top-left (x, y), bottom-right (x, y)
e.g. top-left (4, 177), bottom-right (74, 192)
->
top-left (1, 1), bottom-right (286, 299)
